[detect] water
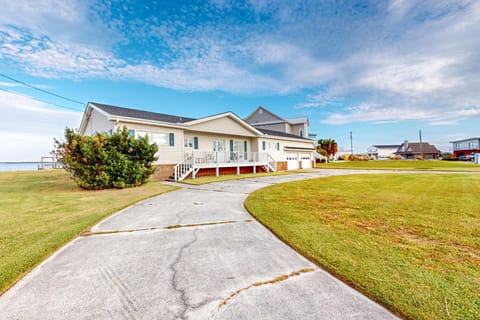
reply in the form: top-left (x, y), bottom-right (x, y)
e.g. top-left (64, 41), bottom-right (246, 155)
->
top-left (0, 162), bottom-right (45, 172)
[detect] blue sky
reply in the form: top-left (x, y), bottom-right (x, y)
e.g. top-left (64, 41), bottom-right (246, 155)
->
top-left (1, 0), bottom-right (479, 161)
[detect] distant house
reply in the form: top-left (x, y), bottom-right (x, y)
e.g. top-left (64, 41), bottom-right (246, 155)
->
top-left (450, 137), bottom-right (480, 159)
top-left (367, 145), bottom-right (400, 159)
top-left (394, 140), bottom-right (441, 160)
top-left (79, 102), bottom-right (315, 180)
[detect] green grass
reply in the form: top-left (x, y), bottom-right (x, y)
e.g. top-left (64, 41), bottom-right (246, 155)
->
top-left (179, 169), bottom-right (315, 185)
top-left (245, 174), bottom-right (480, 320)
top-left (317, 160), bottom-right (480, 171)
top-left (0, 170), bottom-right (177, 294)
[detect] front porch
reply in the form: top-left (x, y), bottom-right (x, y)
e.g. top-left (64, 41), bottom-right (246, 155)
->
top-left (174, 151), bottom-right (276, 181)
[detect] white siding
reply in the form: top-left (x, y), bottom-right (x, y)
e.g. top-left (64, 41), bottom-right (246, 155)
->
top-left (187, 117), bottom-right (256, 137)
top-left (117, 122), bottom-right (185, 165)
top-left (257, 137), bottom-right (314, 162)
top-left (183, 131), bottom-right (254, 154)
top-left (83, 109), bottom-right (114, 136)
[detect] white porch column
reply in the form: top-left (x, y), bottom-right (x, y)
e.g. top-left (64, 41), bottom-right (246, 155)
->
top-left (236, 152), bottom-right (240, 175)
top-left (215, 151), bottom-right (219, 177)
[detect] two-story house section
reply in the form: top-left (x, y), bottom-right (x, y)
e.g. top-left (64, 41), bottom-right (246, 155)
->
top-left (450, 137), bottom-right (480, 159)
top-left (245, 106), bottom-right (309, 138)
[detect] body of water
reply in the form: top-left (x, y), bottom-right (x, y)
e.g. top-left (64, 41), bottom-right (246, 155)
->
top-left (0, 162), bottom-right (54, 172)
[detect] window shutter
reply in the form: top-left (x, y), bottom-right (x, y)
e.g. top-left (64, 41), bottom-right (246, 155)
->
top-left (128, 129), bottom-right (135, 137)
top-left (194, 137), bottom-right (199, 150)
top-left (169, 133), bottom-right (174, 146)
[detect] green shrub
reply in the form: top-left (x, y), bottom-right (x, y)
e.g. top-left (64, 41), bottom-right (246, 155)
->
top-left (61, 127), bottom-right (158, 189)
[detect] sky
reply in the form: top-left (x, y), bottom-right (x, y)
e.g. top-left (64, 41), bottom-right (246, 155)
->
top-left (1, 0), bottom-right (479, 161)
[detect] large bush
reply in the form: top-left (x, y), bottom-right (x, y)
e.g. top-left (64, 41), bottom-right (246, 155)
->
top-left (61, 127), bottom-right (158, 189)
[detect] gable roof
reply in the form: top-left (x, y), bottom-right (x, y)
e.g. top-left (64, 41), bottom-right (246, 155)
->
top-left (183, 111), bottom-right (263, 136)
top-left (91, 102), bottom-right (196, 124)
top-left (245, 106), bottom-right (286, 123)
top-left (395, 141), bottom-right (441, 154)
top-left (258, 128), bottom-right (312, 141)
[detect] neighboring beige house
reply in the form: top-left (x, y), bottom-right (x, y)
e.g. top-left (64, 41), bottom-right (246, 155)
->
top-left (79, 102), bottom-right (315, 180)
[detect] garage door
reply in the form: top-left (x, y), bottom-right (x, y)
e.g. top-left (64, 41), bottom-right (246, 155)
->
top-left (301, 154), bottom-right (312, 169)
top-left (287, 155), bottom-right (299, 170)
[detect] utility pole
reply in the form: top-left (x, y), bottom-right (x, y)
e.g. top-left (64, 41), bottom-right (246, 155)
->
top-left (350, 131), bottom-right (353, 155)
top-left (419, 129), bottom-right (423, 159)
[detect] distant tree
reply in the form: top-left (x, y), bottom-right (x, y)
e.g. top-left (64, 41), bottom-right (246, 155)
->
top-left (317, 138), bottom-right (338, 157)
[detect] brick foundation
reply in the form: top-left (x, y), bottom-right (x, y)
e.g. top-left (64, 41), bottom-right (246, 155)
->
top-left (276, 161), bottom-right (287, 171)
top-left (194, 166), bottom-right (267, 178)
top-left (151, 164), bottom-right (175, 181)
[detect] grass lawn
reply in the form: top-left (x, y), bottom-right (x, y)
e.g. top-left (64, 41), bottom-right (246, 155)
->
top-left (179, 169), bottom-right (315, 185)
top-left (245, 174), bottom-right (480, 320)
top-left (317, 160), bottom-right (480, 172)
top-left (0, 170), bottom-right (177, 294)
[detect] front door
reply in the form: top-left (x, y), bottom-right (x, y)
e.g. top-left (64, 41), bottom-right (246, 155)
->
top-left (213, 139), bottom-right (226, 162)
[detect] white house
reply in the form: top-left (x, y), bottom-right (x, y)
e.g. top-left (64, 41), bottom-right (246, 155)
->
top-left (79, 102), bottom-right (315, 180)
top-left (367, 145), bottom-right (400, 159)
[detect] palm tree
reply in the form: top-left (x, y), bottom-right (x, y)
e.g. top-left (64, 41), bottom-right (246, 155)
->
top-left (317, 138), bottom-right (338, 157)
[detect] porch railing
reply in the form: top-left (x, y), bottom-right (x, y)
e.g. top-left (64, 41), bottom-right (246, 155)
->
top-left (190, 151), bottom-right (269, 165)
top-left (173, 151), bottom-right (275, 181)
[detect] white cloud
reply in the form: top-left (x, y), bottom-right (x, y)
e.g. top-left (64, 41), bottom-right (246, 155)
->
top-left (0, 0), bottom-right (479, 125)
top-left (0, 91), bottom-right (81, 161)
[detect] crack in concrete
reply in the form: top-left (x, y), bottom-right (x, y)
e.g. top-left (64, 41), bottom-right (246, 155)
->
top-left (175, 205), bottom-right (192, 225)
top-left (80, 220), bottom-right (253, 237)
top-left (218, 268), bottom-right (315, 309)
top-left (170, 228), bottom-right (199, 320)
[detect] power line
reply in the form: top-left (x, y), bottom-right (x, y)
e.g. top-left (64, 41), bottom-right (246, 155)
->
top-left (0, 73), bottom-right (84, 105)
top-left (0, 86), bottom-right (84, 112)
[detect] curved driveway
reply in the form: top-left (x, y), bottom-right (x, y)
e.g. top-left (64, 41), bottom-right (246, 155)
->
top-left (0, 169), bottom-right (400, 319)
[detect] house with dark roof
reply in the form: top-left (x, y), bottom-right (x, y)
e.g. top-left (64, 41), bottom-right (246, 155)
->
top-left (394, 140), bottom-right (441, 160)
top-left (79, 102), bottom-right (315, 180)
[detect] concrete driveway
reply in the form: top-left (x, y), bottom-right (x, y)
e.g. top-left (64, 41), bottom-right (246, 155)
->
top-left (0, 169), bottom-right (399, 319)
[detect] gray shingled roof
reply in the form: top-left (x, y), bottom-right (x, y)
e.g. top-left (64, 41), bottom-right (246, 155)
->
top-left (91, 102), bottom-right (196, 124)
top-left (258, 128), bottom-right (312, 140)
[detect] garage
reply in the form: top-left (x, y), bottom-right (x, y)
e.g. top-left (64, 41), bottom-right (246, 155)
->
top-left (287, 154), bottom-right (299, 170)
top-left (300, 153), bottom-right (312, 169)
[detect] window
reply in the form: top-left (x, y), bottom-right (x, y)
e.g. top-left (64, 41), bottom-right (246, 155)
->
top-left (194, 137), bottom-right (199, 150)
top-left (184, 136), bottom-right (194, 148)
top-left (299, 129), bottom-right (304, 137)
top-left (262, 141), bottom-right (266, 151)
top-left (108, 129), bottom-right (113, 135)
top-left (128, 129), bottom-right (135, 137)
top-left (135, 131), bottom-right (172, 146)
top-left (276, 142), bottom-right (280, 151)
